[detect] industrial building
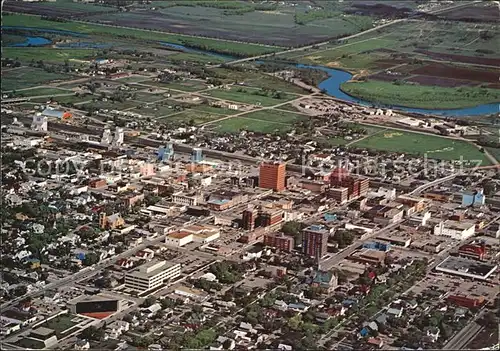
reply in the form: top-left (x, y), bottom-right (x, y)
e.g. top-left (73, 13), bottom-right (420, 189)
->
top-left (435, 256), bottom-right (497, 280)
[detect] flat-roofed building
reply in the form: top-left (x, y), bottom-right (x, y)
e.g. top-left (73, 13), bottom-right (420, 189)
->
top-left (434, 220), bottom-right (476, 240)
top-left (165, 231), bottom-right (193, 247)
top-left (125, 260), bottom-right (181, 292)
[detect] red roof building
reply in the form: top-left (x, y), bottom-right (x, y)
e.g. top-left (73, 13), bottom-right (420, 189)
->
top-left (458, 243), bottom-right (486, 261)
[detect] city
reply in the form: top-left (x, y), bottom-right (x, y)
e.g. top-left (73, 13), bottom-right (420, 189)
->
top-left (1, 0), bottom-right (499, 350)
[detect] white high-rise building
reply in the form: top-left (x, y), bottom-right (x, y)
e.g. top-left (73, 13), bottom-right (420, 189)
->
top-left (114, 127), bottom-right (124, 146)
top-left (101, 128), bottom-right (113, 145)
top-left (31, 115), bottom-right (48, 132)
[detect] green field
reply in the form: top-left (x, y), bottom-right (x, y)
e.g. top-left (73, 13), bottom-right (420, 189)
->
top-left (131, 92), bottom-right (167, 103)
top-left (485, 148), bottom-right (500, 164)
top-left (215, 117), bottom-right (293, 134)
top-left (352, 130), bottom-right (491, 164)
top-left (2, 67), bottom-right (73, 91)
top-left (144, 79), bottom-right (209, 92)
top-left (2, 14), bottom-right (281, 57)
top-left (37, 94), bottom-right (94, 105)
top-left (240, 109), bottom-right (306, 124)
top-left (341, 80), bottom-right (500, 109)
top-left (9, 86), bottom-right (72, 97)
top-left (161, 109), bottom-right (225, 124)
top-left (204, 88), bottom-right (296, 106)
top-left (189, 103), bottom-right (242, 115)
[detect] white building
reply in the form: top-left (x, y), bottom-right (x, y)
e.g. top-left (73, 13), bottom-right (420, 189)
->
top-left (165, 231), bottom-right (193, 247)
top-left (114, 127), bottom-right (124, 146)
top-left (125, 260), bottom-right (181, 292)
top-left (101, 128), bottom-right (113, 145)
top-left (434, 220), bottom-right (475, 240)
top-left (31, 115), bottom-right (48, 132)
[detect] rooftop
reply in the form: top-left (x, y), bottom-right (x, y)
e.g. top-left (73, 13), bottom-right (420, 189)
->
top-left (127, 260), bottom-right (179, 278)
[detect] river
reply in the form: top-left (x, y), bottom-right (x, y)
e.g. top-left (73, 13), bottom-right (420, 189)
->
top-left (3, 26), bottom-right (498, 117)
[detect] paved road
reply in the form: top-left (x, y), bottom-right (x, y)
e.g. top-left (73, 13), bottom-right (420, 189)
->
top-left (443, 310), bottom-right (485, 350)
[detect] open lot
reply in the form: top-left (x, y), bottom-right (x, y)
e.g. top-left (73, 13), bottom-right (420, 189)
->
top-left (159, 109), bottom-right (226, 125)
top-left (438, 2), bottom-right (499, 22)
top-left (351, 130), bottom-right (492, 164)
top-left (4, 0), bottom-right (116, 17)
top-left (9, 86), bottom-right (72, 97)
top-left (2, 47), bottom-right (99, 64)
top-left (1, 67), bottom-right (74, 91)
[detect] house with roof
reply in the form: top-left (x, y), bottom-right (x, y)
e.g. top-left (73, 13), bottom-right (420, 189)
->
top-left (311, 270), bottom-right (337, 293)
top-left (40, 108), bottom-right (72, 120)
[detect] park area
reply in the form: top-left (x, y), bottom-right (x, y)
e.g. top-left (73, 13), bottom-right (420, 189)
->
top-left (351, 130), bottom-right (492, 165)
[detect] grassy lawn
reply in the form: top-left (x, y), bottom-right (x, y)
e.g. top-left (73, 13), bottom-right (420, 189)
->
top-left (1, 67), bottom-right (73, 91)
top-left (134, 105), bottom-right (182, 118)
top-left (203, 88), bottom-right (296, 107)
top-left (161, 109), bottom-right (224, 124)
top-left (2, 14), bottom-right (281, 57)
top-left (241, 109), bottom-right (306, 124)
top-left (352, 130), bottom-right (491, 164)
top-left (190, 103), bottom-right (242, 115)
top-left (131, 92), bottom-right (167, 103)
top-left (10, 87), bottom-right (72, 97)
top-left (113, 75), bottom-right (150, 84)
top-left (215, 117), bottom-right (292, 134)
top-left (2, 47), bottom-right (99, 63)
top-left (485, 148), bottom-right (500, 164)
top-left (80, 100), bottom-right (141, 111)
top-left (341, 80), bottom-right (500, 109)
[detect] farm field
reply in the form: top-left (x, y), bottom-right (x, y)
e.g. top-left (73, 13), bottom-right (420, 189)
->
top-left (3, 0), bottom-right (116, 17)
top-left (340, 80), bottom-right (500, 109)
top-left (131, 92), bottom-right (167, 104)
top-left (189, 103), bottom-right (243, 116)
top-left (438, 2), bottom-right (499, 22)
top-left (203, 88), bottom-right (296, 107)
top-left (214, 117), bottom-right (293, 134)
top-left (287, 19), bottom-right (500, 70)
top-left (1, 14), bottom-right (281, 57)
top-left (71, 4), bottom-right (374, 47)
top-left (1, 67), bottom-right (73, 91)
top-left (351, 130), bottom-right (491, 165)
top-left (39, 94), bottom-right (95, 106)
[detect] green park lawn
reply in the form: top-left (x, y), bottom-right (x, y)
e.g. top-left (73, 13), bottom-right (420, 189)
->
top-left (204, 88), bottom-right (296, 107)
top-left (341, 80), bottom-right (500, 109)
top-left (352, 130), bottom-right (492, 165)
top-left (215, 117), bottom-right (292, 134)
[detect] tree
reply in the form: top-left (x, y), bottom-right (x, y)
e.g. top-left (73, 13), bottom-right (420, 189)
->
top-left (83, 252), bottom-right (99, 266)
top-left (81, 326), bottom-right (104, 341)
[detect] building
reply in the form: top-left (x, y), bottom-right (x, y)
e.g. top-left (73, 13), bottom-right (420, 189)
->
top-left (99, 212), bottom-right (125, 230)
top-left (101, 128), bottom-right (113, 145)
top-left (462, 189), bottom-right (486, 207)
top-left (69, 295), bottom-right (121, 319)
top-left (435, 256), bottom-right (497, 280)
top-left (158, 143), bottom-right (174, 162)
top-left (311, 270), bottom-right (337, 293)
top-left (349, 248), bottom-right (386, 265)
top-left (242, 206), bottom-right (258, 231)
top-left (172, 191), bottom-right (202, 206)
top-left (41, 108), bottom-right (72, 120)
top-left (330, 169), bottom-right (369, 198)
top-left (165, 231), bottom-right (193, 247)
top-left (396, 195), bottom-right (427, 212)
top-left (264, 232), bottom-right (294, 252)
top-left (31, 115), bottom-right (48, 132)
top-left (329, 187), bottom-right (349, 204)
top-left (114, 127), bottom-right (124, 146)
top-left (257, 208), bottom-right (284, 227)
top-left (447, 294), bottom-right (485, 308)
top-left (192, 148), bottom-right (203, 163)
top-left (207, 190), bottom-right (247, 211)
top-left (259, 162), bottom-right (286, 192)
top-left (457, 243), bottom-right (486, 261)
top-left (434, 220), bottom-right (476, 240)
top-left (423, 191), bottom-right (453, 203)
top-left (125, 260), bottom-right (181, 292)
top-left (302, 224), bottom-right (331, 259)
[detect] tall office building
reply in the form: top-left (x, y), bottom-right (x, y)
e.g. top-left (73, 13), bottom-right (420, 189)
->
top-left (259, 162), bottom-right (286, 192)
top-left (158, 143), bottom-right (174, 162)
top-left (302, 224), bottom-right (330, 259)
top-left (192, 148), bottom-right (203, 163)
top-left (330, 168), bottom-right (369, 198)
